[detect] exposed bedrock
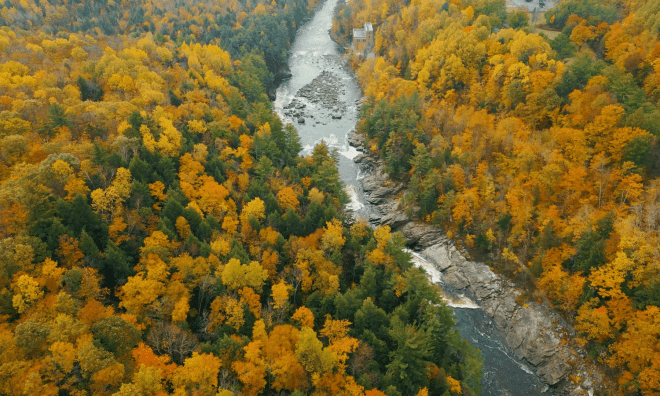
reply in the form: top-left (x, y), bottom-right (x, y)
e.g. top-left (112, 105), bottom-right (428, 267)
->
top-left (349, 129), bottom-right (604, 395)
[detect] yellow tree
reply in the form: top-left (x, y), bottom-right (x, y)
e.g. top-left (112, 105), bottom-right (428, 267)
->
top-left (221, 258), bottom-right (268, 292)
top-left (277, 186), bottom-right (299, 211)
top-left (90, 167), bottom-right (133, 221)
top-left (172, 352), bottom-right (222, 395)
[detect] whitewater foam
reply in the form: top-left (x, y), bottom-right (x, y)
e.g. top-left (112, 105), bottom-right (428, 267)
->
top-left (344, 184), bottom-right (364, 211)
top-left (444, 294), bottom-right (481, 309)
top-left (324, 134), bottom-right (339, 147)
top-left (301, 144), bottom-right (314, 155)
top-left (405, 249), bottom-right (480, 309)
top-left (340, 145), bottom-right (361, 160)
top-left (356, 168), bottom-right (365, 181)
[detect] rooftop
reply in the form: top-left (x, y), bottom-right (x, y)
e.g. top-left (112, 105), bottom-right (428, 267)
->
top-left (353, 28), bottom-right (366, 38)
top-left (364, 22), bottom-right (373, 31)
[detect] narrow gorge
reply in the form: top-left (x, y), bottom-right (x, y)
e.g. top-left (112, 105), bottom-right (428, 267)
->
top-left (275, 0), bottom-right (604, 394)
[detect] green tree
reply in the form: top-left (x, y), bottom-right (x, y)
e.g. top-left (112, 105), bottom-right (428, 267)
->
top-left (91, 316), bottom-right (142, 356)
top-left (57, 195), bottom-right (109, 248)
top-left (550, 33), bottom-right (576, 59)
top-left (556, 56), bottom-right (605, 99)
top-left (39, 104), bottom-right (72, 139)
top-left (14, 320), bottom-right (51, 358)
top-left (77, 76), bottom-right (104, 102)
top-left (623, 135), bottom-right (653, 173)
top-left (385, 316), bottom-right (433, 394)
top-left (507, 10), bottom-right (529, 29)
top-left (104, 240), bottom-right (132, 284)
top-left (571, 212), bottom-right (615, 272)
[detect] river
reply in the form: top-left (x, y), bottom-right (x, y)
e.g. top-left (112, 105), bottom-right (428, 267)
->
top-left (273, 0), bottom-right (552, 394)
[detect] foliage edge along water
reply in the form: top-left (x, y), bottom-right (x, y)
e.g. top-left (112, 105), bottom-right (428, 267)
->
top-left (0, 0), bottom-right (484, 396)
top-left (276, 0), bottom-right (571, 394)
top-left (332, 0), bottom-right (660, 394)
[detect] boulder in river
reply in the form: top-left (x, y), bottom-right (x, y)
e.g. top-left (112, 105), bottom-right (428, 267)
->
top-left (297, 117), bottom-right (305, 124)
top-left (347, 129), bottom-right (366, 147)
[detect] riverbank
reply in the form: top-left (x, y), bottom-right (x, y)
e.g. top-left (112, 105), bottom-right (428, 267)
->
top-left (348, 130), bottom-right (610, 395)
top-left (272, 0), bottom-right (610, 391)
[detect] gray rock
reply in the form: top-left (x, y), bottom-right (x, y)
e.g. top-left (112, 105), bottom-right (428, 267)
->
top-left (399, 222), bottom-right (445, 248)
top-left (297, 117), bottom-right (305, 124)
top-left (369, 213), bottom-right (383, 223)
top-left (361, 173), bottom-right (387, 192)
top-left (347, 130), bottom-right (365, 147)
top-left (366, 195), bottom-right (384, 205)
top-left (442, 267), bottom-right (470, 289)
top-left (461, 262), bottom-right (502, 301)
top-left (354, 152), bottom-right (377, 165)
top-left (421, 243), bottom-right (454, 270)
top-left (537, 350), bottom-right (572, 386)
top-left (380, 211), bottom-right (409, 229)
top-left (366, 184), bottom-right (403, 204)
top-left (569, 386), bottom-right (586, 396)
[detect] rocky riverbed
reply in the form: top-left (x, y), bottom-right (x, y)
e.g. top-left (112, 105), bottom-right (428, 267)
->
top-left (282, 69), bottom-right (349, 124)
top-left (273, 0), bottom-right (611, 391)
top-left (348, 130), bottom-right (608, 396)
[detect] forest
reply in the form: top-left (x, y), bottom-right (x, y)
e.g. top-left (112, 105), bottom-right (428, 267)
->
top-left (333, 0), bottom-right (660, 394)
top-left (0, 0), bottom-right (483, 395)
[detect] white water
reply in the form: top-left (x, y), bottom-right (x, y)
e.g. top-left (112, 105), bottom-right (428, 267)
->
top-left (339, 142), bottom-right (361, 160)
top-left (405, 249), bottom-right (480, 309)
top-left (345, 184), bottom-right (364, 211)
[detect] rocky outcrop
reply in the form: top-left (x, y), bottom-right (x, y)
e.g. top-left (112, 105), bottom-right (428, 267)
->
top-left (398, 221), bottom-right (446, 248)
top-left (358, 164), bottom-right (406, 205)
top-left (348, 128), bottom-right (604, 395)
top-left (379, 211), bottom-right (408, 229)
top-left (421, 241), bottom-right (573, 386)
top-left (347, 128), bottom-right (366, 148)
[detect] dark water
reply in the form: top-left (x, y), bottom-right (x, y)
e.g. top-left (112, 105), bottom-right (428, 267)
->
top-left (274, 1), bottom-right (551, 394)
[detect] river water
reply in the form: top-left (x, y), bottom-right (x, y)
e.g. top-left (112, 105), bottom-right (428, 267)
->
top-left (274, 1), bottom-right (551, 394)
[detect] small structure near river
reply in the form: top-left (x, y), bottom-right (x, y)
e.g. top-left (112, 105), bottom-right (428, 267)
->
top-left (352, 22), bottom-right (373, 56)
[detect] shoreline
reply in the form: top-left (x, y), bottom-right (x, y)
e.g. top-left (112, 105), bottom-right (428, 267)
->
top-left (347, 129), bottom-right (610, 396)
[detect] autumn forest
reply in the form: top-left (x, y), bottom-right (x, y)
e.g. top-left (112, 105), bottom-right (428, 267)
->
top-left (0, 0), bottom-right (484, 395)
top-left (1, 0), bottom-right (660, 394)
top-left (334, 0), bottom-right (660, 394)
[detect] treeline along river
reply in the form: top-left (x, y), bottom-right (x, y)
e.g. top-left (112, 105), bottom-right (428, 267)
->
top-left (274, 0), bottom-right (553, 393)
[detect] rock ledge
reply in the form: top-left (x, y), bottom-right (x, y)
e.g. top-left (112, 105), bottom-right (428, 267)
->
top-left (348, 129), bottom-right (606, 396)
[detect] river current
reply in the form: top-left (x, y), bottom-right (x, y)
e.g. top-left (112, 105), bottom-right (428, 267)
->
top-left (273, 1), bottom-right (551, 394)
